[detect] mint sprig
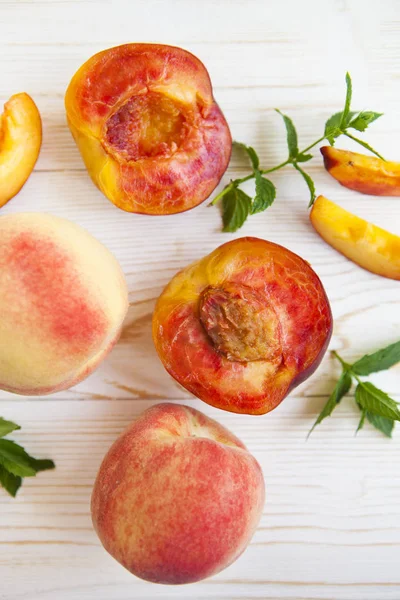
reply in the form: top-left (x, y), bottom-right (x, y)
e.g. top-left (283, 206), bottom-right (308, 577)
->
top-left (212, 73), bottom-right (384, 232)
top-left (0, 417), bottom-right (55, 497)
top-left (309, 341), bottom-right (400, 438)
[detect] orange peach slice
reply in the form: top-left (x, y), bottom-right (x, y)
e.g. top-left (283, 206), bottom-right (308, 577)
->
top-left (0, 93), bottom-right (42, 207)
top-left (310, 195), bottom-right (400, 280)
top-left (321, 146), bottom-right (400, 196)
top-left (65, 44), bottom-right (232, 215)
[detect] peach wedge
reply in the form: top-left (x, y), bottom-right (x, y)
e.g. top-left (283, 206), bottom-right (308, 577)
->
top-left (0, 93), bottom-right (42, 207)
top-left (310, 195), bottom-right (400, 280)
top-left (321, 146), bottom-right (400, 196)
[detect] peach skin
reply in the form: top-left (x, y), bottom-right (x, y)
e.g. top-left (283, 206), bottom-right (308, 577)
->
top-left (65, 44), bottom-right (232, 215)
top-left (0, 93), bottom-right (42, 208)
top-left (91, 403), bottom-right (265, 584)
top-left (0, 213), bottom-right (128, 395)
top-left (152, 238), bottom-right (332, 415)
top-left (321, 146), bottom-right (400, 196)
top-left (310, 195), bottom-right (400, 280)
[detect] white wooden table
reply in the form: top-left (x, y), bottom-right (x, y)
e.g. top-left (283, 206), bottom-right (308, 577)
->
top-left (1, 1), bottom-right (399, 598)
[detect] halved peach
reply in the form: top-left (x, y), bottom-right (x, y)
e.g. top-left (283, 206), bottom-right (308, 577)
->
top-left (321, 146), bottom-right (400, 196)
top-left (0, 93), bottom-right (42, 207)
top-left (65, 44), bottom-right (232, 215)
top-left (310, 195), bottom-right (400, 280)
top-left (153, 237), bottom-right (332, 415)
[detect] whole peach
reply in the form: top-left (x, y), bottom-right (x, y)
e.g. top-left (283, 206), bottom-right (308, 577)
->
top-left (0, 213), bottom-right (128, 395)
top-left (91, 403), bottom-right (265, 584)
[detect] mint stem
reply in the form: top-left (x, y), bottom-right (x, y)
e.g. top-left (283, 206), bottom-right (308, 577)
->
top-left (332, 350), bottom-right (352, 371)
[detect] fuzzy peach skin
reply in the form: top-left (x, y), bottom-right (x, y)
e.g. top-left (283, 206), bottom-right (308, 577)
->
top-left (153, 238), bottom-right (332, 415)
top-left (321, 146), bottom-right (400, 196)
top-left (0, 213), bottom-right (128, 395)
top-left (0, 93), bottom-right (42, 208)
top-left (65, 44), bottom-right (232, 215)
top-left (91, 403), bottom-right (265, 585)
top-left (310, 195), bottom-right (400, 280)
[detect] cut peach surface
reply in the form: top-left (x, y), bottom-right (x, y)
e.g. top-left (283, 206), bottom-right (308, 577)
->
top-left (321, 146), bottom-right (400, 196)
top-left (0, 93), bottom-right (42, 208)
top-left (310, 195), bottom-right (400, 281)
top-left (0, 213), bottom-right (129, 395)
top-left (91, 403), bottom-right (265, 584)
top-left (65, 44), bottom-right (232, 215)
top-left (152, 238), bottom-right (333, 415)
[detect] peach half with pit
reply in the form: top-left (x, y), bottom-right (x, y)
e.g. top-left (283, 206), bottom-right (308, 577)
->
top-left (0, 213), bottom-right (128, 395)
top-left (153, 237), bottom-right (333, 415)
top-left (65, 44), bottom-right (232, 215)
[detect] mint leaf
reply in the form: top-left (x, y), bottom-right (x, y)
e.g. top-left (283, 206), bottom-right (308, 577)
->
top-left (293, 163), bottom-right (316, 207)
top-left (348, 111), bottom-right (383, 133)
top-left (296, 152), bottom-right (313, 163)
top-left (251, 171), bottom-right (276, 214)
top-left (344, 132), bottom-right (385, 160)
top-left (355, 382), bottom-right (400, 421)
top-left (366, 413), bottom-right (394, 438)
top-left (222, 186), bottom-right (252, 232)
top-left (340, 72), bottom-right (353, 128)
top-left (324, 110), bottom-right (358, 144)
top-left (275, 109), bottom-right (298, 159)
top-left (0, 417), bottom-right (21, 438)
top-left (356, 407), bottom-right (367, 434)
top-left (309, 370), bottom-right (352, 434)
top-left (29, 458), bottom-right (55, 472)
top-left (0, 465), bottom-right (22, 498)
top-left (209, 181), bottom-right (239, 206)
top-left (324, 112), bottom-right (343, 145)
top-left (233, 141), bottom-right (259, 170)
top-left (0, 439), bottom-right (37, 477)
top-left (351, 340), bottom-right (400, 376)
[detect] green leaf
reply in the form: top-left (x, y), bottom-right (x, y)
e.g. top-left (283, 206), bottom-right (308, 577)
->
top-left (293, 162), bottom-right (316, 207)
top-left (251, 170), bottom-right (276, 214)
top-left (29, 458), bottom-right (55, 472)
top-left (366, 412), bottom-right (394, 438)
top-left (340, 72), bottom-right (353, 128)
top-left (0, 464), bottom-right (22, 498)
top-left (209, 181), bottom-right (239, 206)
top-left (222, 186), bottom-right (252, 232)
top-left (275, 109), bottom-right (298, 159)
top-left (324, 111), bottom-right (343, 144)
top-left (296, 152), bottom-right (313, 163)
top-left (0, 417), bottom-right (21, 438)
top-left (324, 110), bottom-right (357, 145)
top-left (344, 132), bottom-right (385, 160)
top-left (309, 370), bottom-right (352, 435)
top-left (233, 141), bottom-right (260, 170)
top-left (0, 439), bottom-right (37, 477)
top-left (356, 407), bottom-right (367, 434)
top-left (348, 111), bottom-right (383, 133)
top-left (355, 382), bottom-right (400, 421)
top-left (351, 340), bottom-right (400, 376)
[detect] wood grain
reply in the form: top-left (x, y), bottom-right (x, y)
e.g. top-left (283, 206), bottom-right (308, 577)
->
top-left (0, 0), bottom-right (399, 598)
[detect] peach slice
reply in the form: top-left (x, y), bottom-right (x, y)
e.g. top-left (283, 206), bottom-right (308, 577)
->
top-left (310, 195), bottom-right (400, 280)
top-left (153, 238), bottom-right (332, 415)
top-left (0, 93), bottom-right (42, 207)
top-left (65, 44), bottom-right (232, 215)
top-left (321, 146), bottom-right (400, 196)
